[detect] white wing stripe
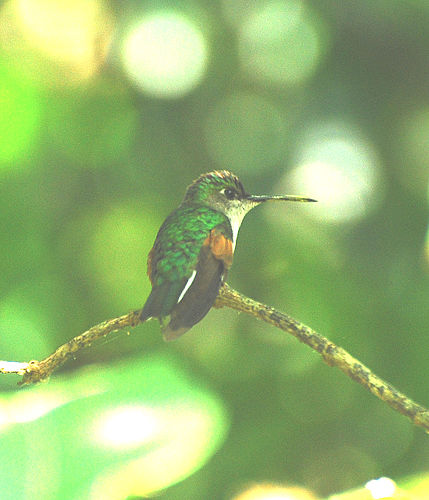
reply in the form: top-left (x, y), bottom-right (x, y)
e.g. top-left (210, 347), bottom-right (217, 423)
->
top-left (177, 270), bottom-right (197, 303)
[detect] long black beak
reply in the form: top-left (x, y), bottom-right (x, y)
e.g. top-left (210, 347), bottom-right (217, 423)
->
top-left (246, 194), bottom-right (317, 203)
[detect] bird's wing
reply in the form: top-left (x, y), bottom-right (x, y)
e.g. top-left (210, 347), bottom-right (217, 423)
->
top-left (162, 227), bottom-right (233, 341)
top-left (139, 277), bottom-right (188, 323)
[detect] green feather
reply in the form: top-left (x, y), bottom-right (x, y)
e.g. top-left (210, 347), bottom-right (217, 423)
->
top-left (140, 280), bottom-right (187, 320)
top-left (149, 205), bottom-right (232, 287)
top-left (141, 204), bottom-right (233, 325)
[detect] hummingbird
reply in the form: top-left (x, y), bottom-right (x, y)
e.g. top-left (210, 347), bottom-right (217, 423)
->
top-left (140, 170), bottom-right (316, 341)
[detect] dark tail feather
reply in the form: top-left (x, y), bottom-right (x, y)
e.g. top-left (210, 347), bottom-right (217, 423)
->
top-left (140, 281), bottom-right (186, 322)
top-left (139, 293), bottom-right (154, 322)
top-left (139, 288), bottom-right (158, 322)
top-left (162, 246), bottom-right (225, 341)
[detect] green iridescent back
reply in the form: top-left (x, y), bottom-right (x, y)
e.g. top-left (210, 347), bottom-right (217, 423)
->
top-left (149, 205), bottom-right (232, 285)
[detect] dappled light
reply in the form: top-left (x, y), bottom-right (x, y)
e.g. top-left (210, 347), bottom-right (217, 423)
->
top-left (82, 202), bottom-right (157, 310)
top-left (121, 12), bottom-right (209, 98)
top-left (232, 483), bottom-right (317, 500)
top-left (238, 0), bottom-right (327, 86)
top-left (0, 356), bottom-right (228, 499)
top-left (0, 0), bottom-right (113, 86)
top-left (287, 122), bottom-right (382, 223)
top-left (95, 405), bottom-right (161, 449)
top-left (365, 477), bottom-right (397, 500)
top-left (90, 401), bottom-right (227, 498)
top-left (1, 0), bottom-right (429, 498)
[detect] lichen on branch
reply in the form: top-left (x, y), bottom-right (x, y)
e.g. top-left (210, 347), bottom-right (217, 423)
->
top-left (1, 283), bottom-right (428, 432)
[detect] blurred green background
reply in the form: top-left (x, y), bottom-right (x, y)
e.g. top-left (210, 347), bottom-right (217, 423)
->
top-left (1, 0), bottom-right (429, 499)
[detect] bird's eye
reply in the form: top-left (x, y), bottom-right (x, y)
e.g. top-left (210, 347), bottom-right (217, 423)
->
top-left (222, 188), bottom-right (237, 200)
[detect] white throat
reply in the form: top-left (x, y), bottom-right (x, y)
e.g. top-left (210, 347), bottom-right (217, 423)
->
top-left (226, 199), bottom-right (259, 250)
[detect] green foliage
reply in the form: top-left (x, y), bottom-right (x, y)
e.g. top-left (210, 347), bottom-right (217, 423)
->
top-left (0, 355), bottom-right (228, 499)
top-left (1, 0), bottom-right (429, 498)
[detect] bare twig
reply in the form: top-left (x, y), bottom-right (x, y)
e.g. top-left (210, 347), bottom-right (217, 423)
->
top-left (1, 311), bottom-right (141, 385)
top-left (1, 283), bottom-right (428, 432)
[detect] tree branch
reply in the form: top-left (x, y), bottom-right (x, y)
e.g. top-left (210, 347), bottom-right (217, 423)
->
top-left (1, 283), bottom-right (428, 432)
top-left (215, 284), bottom-right (429, 432)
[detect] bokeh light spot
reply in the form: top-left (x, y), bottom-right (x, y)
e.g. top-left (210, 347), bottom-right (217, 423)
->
top-left (232, 483), bottom-right (317, 500)
top-left (287, 123), bottom-right (383, 223)
top-left (83, 202), bottom-right (157, 310)
top-left (238, 0), bottom-right (326, 86)
top-left (205, 93), bottom-right (287, 171)
top-left (122, 12), bottom-right (208, 98)
top-left (9, 393), bottom-right (63, 424)
top-left (365, 477), bottom-right (396, 499)
top-left (13, 0), bottom-right (113, 81)
top-left (90, 401), bottom-right (228, 499)
top-left (96, 406), bottom-right (161, 449)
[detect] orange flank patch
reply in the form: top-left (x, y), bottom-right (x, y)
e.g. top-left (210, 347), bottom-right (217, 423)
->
top-left (204, 229), bottom-right (234, 268)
